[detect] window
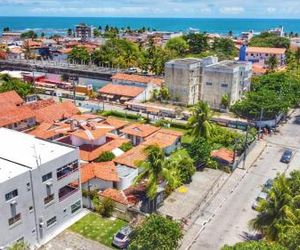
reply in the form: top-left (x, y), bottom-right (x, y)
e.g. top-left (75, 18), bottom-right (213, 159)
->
top-left (27, 183), bottom-right (31, 191)
top-left (46, 216), bottom-right (57, 228)
top-left (56, 161), bottom-right (79, 180)
top-left (5, 189), bottom-right (18, 201)
top-left (71, 200), bottom-right (81, 214)
top-left (42, 172), bottom-right (52, 182)
top-left (29, 206), bottom-right (33, 212)
top-left (206, 82), bottom-right (213, 86)
top-left (221, 83), bottom-right (228, 88)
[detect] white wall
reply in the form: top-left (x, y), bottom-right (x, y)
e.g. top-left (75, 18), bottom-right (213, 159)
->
top-left (82, 178), bottom-right (113, 191)
top-left (117, 167), bottom-right (138, 190)
top-left (70, 134), bottom-right (106, 147)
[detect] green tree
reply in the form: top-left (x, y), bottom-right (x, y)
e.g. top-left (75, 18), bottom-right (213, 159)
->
top-left (68, 47), bottom-right (90, 64)
top-left (222, 240), bottom-right (286, 250)
top-left (221, 94), bottom-right (231, 109)
top-left (96, 151), bottom-right (115, 162)
top-left (295, 47), bottom-right (300, 67)
top-left (212, 37), bottom-right (237, 59)
top-left (21, 30), bottom-right (37, 39)
top-left (166, 36), bottom-right (189, 56)
top-left (135, 145), bottom-right (177, 199)
top-left (249, 32), bottom-right (290, 49)
top-left (120, 142), bottom-right (133, 152)
top-left (129, 214), bottom-right (183, 250)
top-left (174, 154), bottom-right (195, 184)
top-left (3, 27), bottom-right (10, 32)
top-left (99, 197), bottom-right (115, 217)
top-left (188, 101), bottom-right (214, 139)
top-left (0, 74), bottom-right (34, 98)
top-left (184, 33), bottom-right (209, 54)
top-left (266, 55), bottom-right (279, 72)
top-left (187, 137), bottom-right (212, 167)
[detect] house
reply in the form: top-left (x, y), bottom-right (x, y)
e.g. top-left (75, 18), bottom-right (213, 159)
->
top-left (211, 148), bottom-right (235, 165)
top-left (80, 162), bottom-right (119, 191)
top-left (239, 45), bottom-right (286, 66)
top-left (143, 129), bottom-right (183, 155)
top-left (0, 128), bottom-right (82, 248)
top-left (99, 188), bottom-right (129, 206)
top-left (100, 116), bottom-right (129, 135)
top-left (121, 123), bottom-right (160, 146)
top-left (0, 91), bottom-right (36, 131)
top-left (99, 73), bottom-right (163, 103)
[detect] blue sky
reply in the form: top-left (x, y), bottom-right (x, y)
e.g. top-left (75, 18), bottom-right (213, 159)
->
top-left (0, 0), bottom-right (300, 18)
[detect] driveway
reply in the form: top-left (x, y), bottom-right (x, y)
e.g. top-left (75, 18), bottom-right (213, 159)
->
top-left (39, 230), bottom-right (111, 250)
top-left (158, 169), bottom-right (229, 221)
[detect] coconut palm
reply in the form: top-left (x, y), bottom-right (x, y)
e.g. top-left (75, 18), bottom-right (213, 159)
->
top-left (249, 174), bottom-right (293, 240)
top-left (135, 145), bottom-right (177, 199)
top-left (188, 101), bottom-right (214, 139)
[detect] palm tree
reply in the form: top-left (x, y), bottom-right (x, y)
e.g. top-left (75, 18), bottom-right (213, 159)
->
top-left (135, 145), bottom-right (177, 199)
top-left (188, 101), bottom-right (214, 139)
top-left (266, 55), bottom-right (279, 72)
top-left (249, 174), bottom-right (293, 240)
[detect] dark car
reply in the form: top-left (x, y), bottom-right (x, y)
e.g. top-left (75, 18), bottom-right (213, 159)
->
top-left (112, 226), bottom-right (133, 249)
top-left (280, 149), bottom-right (293, 163)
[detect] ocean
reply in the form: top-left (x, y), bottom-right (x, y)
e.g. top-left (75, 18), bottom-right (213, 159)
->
top-left (1, 17), bottom-right (300, 36)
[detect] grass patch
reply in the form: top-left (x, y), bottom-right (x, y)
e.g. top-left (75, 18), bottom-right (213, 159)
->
top-left (69, 213), bottom-right (127, 248)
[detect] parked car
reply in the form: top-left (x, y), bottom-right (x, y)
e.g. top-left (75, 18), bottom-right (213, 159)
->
top-left (112, 226), bottom-right (133, 249)
top-left (252, 192), bottom-right (268, 210)
top-left (280, 149), bottom-right (293, 163)
top-left (262, 179), bottom-right (273, 192)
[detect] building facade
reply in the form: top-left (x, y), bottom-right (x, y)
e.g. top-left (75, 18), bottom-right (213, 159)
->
top-left (165, 57), bottom-right (218, 105)
top-left (75, 24), bottom-right (94, 41)
top-left (0, 128), bottom-right (82, 248)
top-left (201, 60), bottom-right (252, 109)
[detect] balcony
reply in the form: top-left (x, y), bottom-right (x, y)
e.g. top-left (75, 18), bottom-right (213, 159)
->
top-left (44, 194), bottom-right (55, 205)
top-left (59, 185), bottom-right (79, 202)
top-left (57, 162), bottom-right (79, 180)
top-left (8, 213), bottom-right (21, 226)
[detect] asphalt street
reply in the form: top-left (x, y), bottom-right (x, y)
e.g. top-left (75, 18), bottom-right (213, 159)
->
top-left (189, 108), bottom-right (300, 250)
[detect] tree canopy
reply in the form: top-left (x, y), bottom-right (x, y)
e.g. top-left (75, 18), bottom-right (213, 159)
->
top-left (68, 47), bottom-right (90, 64)
top-left (0, 74), bottom-right (34, 98)
top-left (249, 32), bottom-right (290, 49)
top-left (21, 30), bottom-right (37, 39)
top-left (129, 214), bottom-right (183, 250)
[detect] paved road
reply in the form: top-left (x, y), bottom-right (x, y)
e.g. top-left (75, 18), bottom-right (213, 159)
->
top-left (188, 108), bottom-right (300, 250)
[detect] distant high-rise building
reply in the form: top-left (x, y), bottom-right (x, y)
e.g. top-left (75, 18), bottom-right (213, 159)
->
top-left (75, 24), bottom-right (94, 41)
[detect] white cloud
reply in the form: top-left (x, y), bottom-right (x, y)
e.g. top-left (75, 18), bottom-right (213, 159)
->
top-left (267, 7), bottom-right (277, 13)
top-left (219, 7), bottom-right (244, 15)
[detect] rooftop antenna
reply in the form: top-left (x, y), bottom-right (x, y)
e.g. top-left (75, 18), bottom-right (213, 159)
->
top-left (32, 144), bottom-right (41, 167)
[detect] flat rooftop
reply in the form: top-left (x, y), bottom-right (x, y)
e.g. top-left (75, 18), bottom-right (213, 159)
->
top-left (0, 158), bottom-right (28, 183)
top-left (0, 128), bottom-right (75, 170)
top-left (166, 58), bottom-right (202, 65)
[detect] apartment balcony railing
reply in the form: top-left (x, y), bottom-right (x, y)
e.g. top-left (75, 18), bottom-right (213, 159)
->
top-left (57, 163), bottom-right (79, 181)
top-left (44, 194), bottom-right (55, 205)
top-left (8, 213), bottom-right (21, 226)
top-left (58, 185), bottom-right (79, 202)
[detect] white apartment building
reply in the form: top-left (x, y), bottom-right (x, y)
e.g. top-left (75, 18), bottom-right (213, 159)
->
top-left (0, 128), bottom-right (82, 249)
top-left (201, 60), bottom-right (252, 109)
top-left (75, 24), bottom-right (94, 41)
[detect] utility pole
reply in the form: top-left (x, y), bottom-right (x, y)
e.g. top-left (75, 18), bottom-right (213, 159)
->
top-left (258, 108), bottom-right (264, 140)
top-left (242, 125), bottom-right (249, 169)
top-left (69, 74), bottom-right (77, 106)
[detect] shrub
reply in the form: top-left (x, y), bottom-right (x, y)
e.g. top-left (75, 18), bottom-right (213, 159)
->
top-left (96, 151), bottom-right (115, 162)
top-left (175, 155), bottom-right (196, 184)
top-left (120, 142), bottom-right (133, 152)
top-left (170, 121), bottom-right (189, 130)
top-left (99, 197), bottom-right (115, 217)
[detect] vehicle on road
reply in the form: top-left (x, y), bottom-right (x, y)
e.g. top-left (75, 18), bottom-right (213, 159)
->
top-left (252, 192), bottom-right (268, 210)
top-left (280, 149), bottom-right (293, 163)
top-left (112, 226), bottom-right (133, 249)
top-left (262, 179), bottom-right (273, 192)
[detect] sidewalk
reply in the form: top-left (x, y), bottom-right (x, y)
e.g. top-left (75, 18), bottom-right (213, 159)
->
top-left (179, 140), bottom-right (267, 250)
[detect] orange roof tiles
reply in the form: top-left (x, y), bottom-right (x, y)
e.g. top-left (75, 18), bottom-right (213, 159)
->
top-left (113, 144), bottom-right (147, 168)
top-left (112, 73), bottom-right (164, 86)
top-left (252, 64), bottom-right (267, 75)
top-left (79, 137), bottom-right (130, 162)
top-left (28, 122), bottom-right (63, 139)
top-left (211, 148), bottom-right (234, 163)
top-left (25, 98), bottom-right (55, 110)
top-left (98, 83), bottom-right (144, 98)
top-left (72, 126), bottom-right (114, 141)
top-left (121, 123), bottom-right (160, 138)
top-left (246, 47), bottom-right (286, 55)
top-left (0, 90), bottom-right (23, 106)
top-left (32, 101), bottom-right (79, 123)
top-left (0, 106), bottom-right (35, 127)
top-left (143, 129), bottom-right (182, 149)
top-left (101, 117), bottom-right (129, 130)
top-left (99, 188), bottom-right (129, 205)
top-left (81, 162), bottom-right (119, 183)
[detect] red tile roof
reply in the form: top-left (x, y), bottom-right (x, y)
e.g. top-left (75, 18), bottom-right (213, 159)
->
top-left (0, 106), bottom-right (35, 127)
top-left (81, 162), bottom-right (119, 183)
top-left (72, 126), bottom-right (114, 141)
top-left (101, 117), bottom-right (129, 130)
top-left (32, 101), bottom-right (79, 123)
top-left (112, 73), bottom-right (164, 86)
top-left (0, 91), bottom-right (23, 106)
top-left (113, 144), bottom-right (147, 168)
top-left (211, 148), bottom-right (234, 164)
top-left (25, 99), bottom-right (55, 110)
top-left (99, 188), bottom-right (129, 205)
top-left (98, 83), bottom-right (144, 98)
top-left (246, 47), bottom-right (286, 55)
top-left (143, 129), bottom-right (182, 149)
top-left (121, 123), bottom-right (160, 138)
top-left (28, 122), bottom-right (63, 139)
